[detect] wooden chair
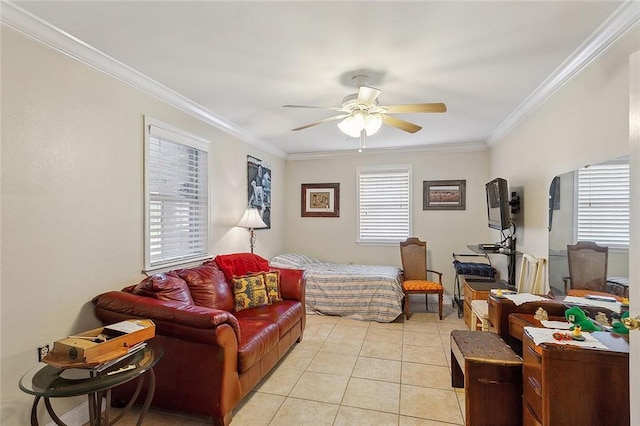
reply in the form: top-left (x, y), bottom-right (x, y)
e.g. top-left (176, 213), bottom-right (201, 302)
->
top-left (563, 241), bottom-right (620, 300)
top-left (399, 237), bottom-right (443, 320)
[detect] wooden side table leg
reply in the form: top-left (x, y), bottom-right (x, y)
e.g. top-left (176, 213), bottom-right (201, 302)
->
top-left (88, 393), bottom-right (98, 426)
top-left (136, 368), bottom-right (156, 426)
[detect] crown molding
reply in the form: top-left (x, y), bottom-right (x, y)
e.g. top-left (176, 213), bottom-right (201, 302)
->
top-left (0, 1), bottom-right (288, 159)
top-left (488, 0), bottom-right (640, 145)
top-left (287, 140), bottom-right (488, 161)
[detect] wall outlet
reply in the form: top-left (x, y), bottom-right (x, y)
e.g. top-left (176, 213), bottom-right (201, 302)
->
top-left (37, 344), bottom-right (50, 362)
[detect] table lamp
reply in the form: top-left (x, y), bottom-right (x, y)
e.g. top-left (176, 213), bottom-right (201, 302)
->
top-left (237, 208), bottom-right (267, 253)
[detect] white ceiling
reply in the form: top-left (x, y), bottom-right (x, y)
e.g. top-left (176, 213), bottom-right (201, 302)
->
top-left (6, 1), bottom-right (638, 157)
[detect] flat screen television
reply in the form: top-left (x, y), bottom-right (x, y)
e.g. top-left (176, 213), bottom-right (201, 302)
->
top-left (485, 178), bottom-right (511, 230)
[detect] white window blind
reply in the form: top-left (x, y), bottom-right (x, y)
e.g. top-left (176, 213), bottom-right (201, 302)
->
top-left (145, 118), bottom-right (210, 270)
top-left (576, 160), bottom-right (629, 249)
top-left (358, 166), bottom-right (411, 244)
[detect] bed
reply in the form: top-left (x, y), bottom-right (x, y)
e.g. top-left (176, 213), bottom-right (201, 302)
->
top-left (270, 253), bottom-right (404, 322)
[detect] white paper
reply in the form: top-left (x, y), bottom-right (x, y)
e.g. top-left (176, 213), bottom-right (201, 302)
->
top-left (523, 326), bottom-right (609, 349)
top-left (503, 293), bottom-right (550, 306)
top-left (540, 320), bottom-right (572, 330)
top-left (105, 320), bottom-right (147, 334)
top-left (562, 296), bottom-right (621, 314)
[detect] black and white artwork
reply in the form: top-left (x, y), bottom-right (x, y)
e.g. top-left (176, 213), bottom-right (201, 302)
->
top-left (247, 155), bottom-right (271, 228)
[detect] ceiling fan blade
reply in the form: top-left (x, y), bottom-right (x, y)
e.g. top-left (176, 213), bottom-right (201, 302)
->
top-left (283, 104), bottom-right (344, 111)
top-left (292, 114), bottom-right (351, 131)
top-left (381, 114), bottom-right (422, 133)
top-left (357, 86), bottom-right (381, 105)
top-left (381, 103), bottom-right (447, 114)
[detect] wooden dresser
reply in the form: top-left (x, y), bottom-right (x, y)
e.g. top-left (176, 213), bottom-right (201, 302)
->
top-left (522, 328), bottom-right (629, 426)
top-left (462, 277), bottom-right (510, 329)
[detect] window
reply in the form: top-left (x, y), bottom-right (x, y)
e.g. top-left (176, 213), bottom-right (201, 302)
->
top-left (357, 165), bottom-right (411, 244)
top-left (144, 117), bottom-right (210, 271)
top-left (575, 159), bottom-right (629, 249)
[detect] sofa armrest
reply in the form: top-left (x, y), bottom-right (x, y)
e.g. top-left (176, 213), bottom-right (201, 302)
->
top-left (272, 267), bottom-right (305, 303)
top-left (92, 291), bottom-right (240, 343)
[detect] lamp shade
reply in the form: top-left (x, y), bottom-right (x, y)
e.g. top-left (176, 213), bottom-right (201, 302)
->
top-left (337, 111), bottom-right (382, 138)
top-left (237, 208), bottom-right (267, 229)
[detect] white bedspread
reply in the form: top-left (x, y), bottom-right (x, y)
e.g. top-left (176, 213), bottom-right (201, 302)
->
top-left (270, 253), bottom-right (403, 322)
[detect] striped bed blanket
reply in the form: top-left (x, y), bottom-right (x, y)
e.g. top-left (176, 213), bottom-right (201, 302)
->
top-left (270, 253), bottom-right (403, 323)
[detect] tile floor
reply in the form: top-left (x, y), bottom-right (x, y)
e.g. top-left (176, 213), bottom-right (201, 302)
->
top-left (105, 297), bottom-right (469, 425)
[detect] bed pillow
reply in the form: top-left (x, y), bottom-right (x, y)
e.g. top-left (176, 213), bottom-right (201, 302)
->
top-left (269, 253), bottom-right (317, 269)
top-left (214, 253), bottom-right (270, 282)
top-left (132, 271), bottom-right (194, 304)
top-left (231, 272), bottom-right (270, 312)
top-left (263, 270), bottom-right (282, 303)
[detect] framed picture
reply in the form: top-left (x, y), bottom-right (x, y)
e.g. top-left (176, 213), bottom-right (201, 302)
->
top-left (301, 183), bottom-right (340, 217)
top-left (247, 155), bottom-right (271, 228)
top-left (423, 180), bottom-right (466, 210)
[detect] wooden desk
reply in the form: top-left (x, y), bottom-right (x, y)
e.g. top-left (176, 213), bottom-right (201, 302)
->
top-left (462, 277), bottom-right (510, 329)
top-left (487, 294), bottom-right (566, 354)
top-left (451, 330), bottom-right (523, 426)
top-left (508, 313), bottom-right (566, 342)
top-left (522, 328), bottom-right (629, 426)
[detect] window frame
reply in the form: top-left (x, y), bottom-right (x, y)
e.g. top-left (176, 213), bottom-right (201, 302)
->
top-left (573, 158), bottom-right (629, 250)
top-left (143, 116), bottom-right (211, 272)
top-left (356, 164), bottom-right (412, 245)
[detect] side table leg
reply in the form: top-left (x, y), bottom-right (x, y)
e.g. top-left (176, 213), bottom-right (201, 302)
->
top-left (136, 368), bottom-right (156, 426)
top-left (44, 398), bottom-right (68, 426)
top-left (31, 395), bottom-right (41, 426)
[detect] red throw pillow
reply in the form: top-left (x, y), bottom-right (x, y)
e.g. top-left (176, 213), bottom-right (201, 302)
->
top-left (214, 253), bottom-right (270, 282)
top-left (132, 271), bottom-right (194, 304)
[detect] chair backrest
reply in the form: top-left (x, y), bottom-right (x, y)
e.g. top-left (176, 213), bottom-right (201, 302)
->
top-left (516, 254), bottom-right (546, 294)
top-left (566, 241), bottom-right (608, 292)
top-left (400, 237), bottom-right (427, 281)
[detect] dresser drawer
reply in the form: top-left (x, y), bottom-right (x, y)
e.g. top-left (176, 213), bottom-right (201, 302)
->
top-left (463, 301), bottom-right (472, 329)
top-left (522, 333), bottom-right (543, 421)
top-left (523, 398), bottom-right (542, 426)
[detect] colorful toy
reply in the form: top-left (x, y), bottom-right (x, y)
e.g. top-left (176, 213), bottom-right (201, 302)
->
top-left (564, 306), bottom-right (601, 332)
top-left (611, 311), bottom-right (630, 335)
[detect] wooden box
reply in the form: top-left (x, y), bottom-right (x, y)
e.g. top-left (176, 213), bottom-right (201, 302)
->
top-left (43, 319), bottom-right (155, 369)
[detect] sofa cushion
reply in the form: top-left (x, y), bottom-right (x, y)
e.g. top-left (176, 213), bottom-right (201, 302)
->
top-left (131, 271), bottom-right (194, 304)
top-left (236, 319), bottom-right (279, 372)
top-left (176, 264), bottom-right (234, 311)
top-left (234, 300), bottom-right (303, 338)
top-left (232, 273), bottom-right (270, 312)
top-left (263, 271), bottom-right (282, 303)
top-left (214, 253), bottom-right (270, 282)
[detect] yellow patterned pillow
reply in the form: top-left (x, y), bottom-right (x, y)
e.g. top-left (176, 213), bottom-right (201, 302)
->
top-left (263, 271), bottom-right (282, 303)
top-left (231, 273), bottom-right (270, 312)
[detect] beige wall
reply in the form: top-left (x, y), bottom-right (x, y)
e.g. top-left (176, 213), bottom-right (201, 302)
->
top-left (1, 28), bottom-right (286, 424)
top-left (487, 25), bottom-right (639, 290)
top-left (286, 148), bottom-right (492, 294)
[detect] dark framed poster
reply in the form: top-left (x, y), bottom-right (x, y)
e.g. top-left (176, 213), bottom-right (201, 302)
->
top-left (247, 155), bottom-right (271, 229)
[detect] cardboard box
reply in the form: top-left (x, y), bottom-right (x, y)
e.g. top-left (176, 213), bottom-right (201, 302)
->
top-left (43, 319), bottom-right (155, 369)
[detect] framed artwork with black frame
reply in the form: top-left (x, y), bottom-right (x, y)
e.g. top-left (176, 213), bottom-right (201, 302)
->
top-left (301, 183), bottom-right (340, 217)
top-left (423, 180), bottom-right (466, 210)
top-left (247, 155), bottom-right (271, 228)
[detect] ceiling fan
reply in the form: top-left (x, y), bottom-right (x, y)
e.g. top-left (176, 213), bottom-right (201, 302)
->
top-left (283, 75), bottom-right (446, 140)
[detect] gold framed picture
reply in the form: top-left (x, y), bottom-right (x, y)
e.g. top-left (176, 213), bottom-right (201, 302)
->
top-left (301, 183), bottom-right (340, 217)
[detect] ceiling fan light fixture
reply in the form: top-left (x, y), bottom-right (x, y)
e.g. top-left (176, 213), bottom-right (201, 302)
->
top-left (338, 111), bottom-right (381, 138)
top-left (364, 113), bottom-right (382, 136)
top-left (337, 113), bottom-right (363, 138)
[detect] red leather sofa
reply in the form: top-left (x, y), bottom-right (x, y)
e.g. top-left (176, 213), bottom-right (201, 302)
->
top-left (92, 253), bottom-right (305, 425)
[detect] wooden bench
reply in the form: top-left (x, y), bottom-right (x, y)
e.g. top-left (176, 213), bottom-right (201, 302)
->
top-left (451, 330), bottom-right (523, 426)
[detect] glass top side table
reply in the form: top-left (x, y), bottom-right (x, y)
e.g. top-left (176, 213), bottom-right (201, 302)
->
top-left (19, 345), bottom-right (163, 426)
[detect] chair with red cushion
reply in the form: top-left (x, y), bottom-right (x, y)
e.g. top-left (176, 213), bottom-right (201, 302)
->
top-left (400, 237), bottom-right (444, 320)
